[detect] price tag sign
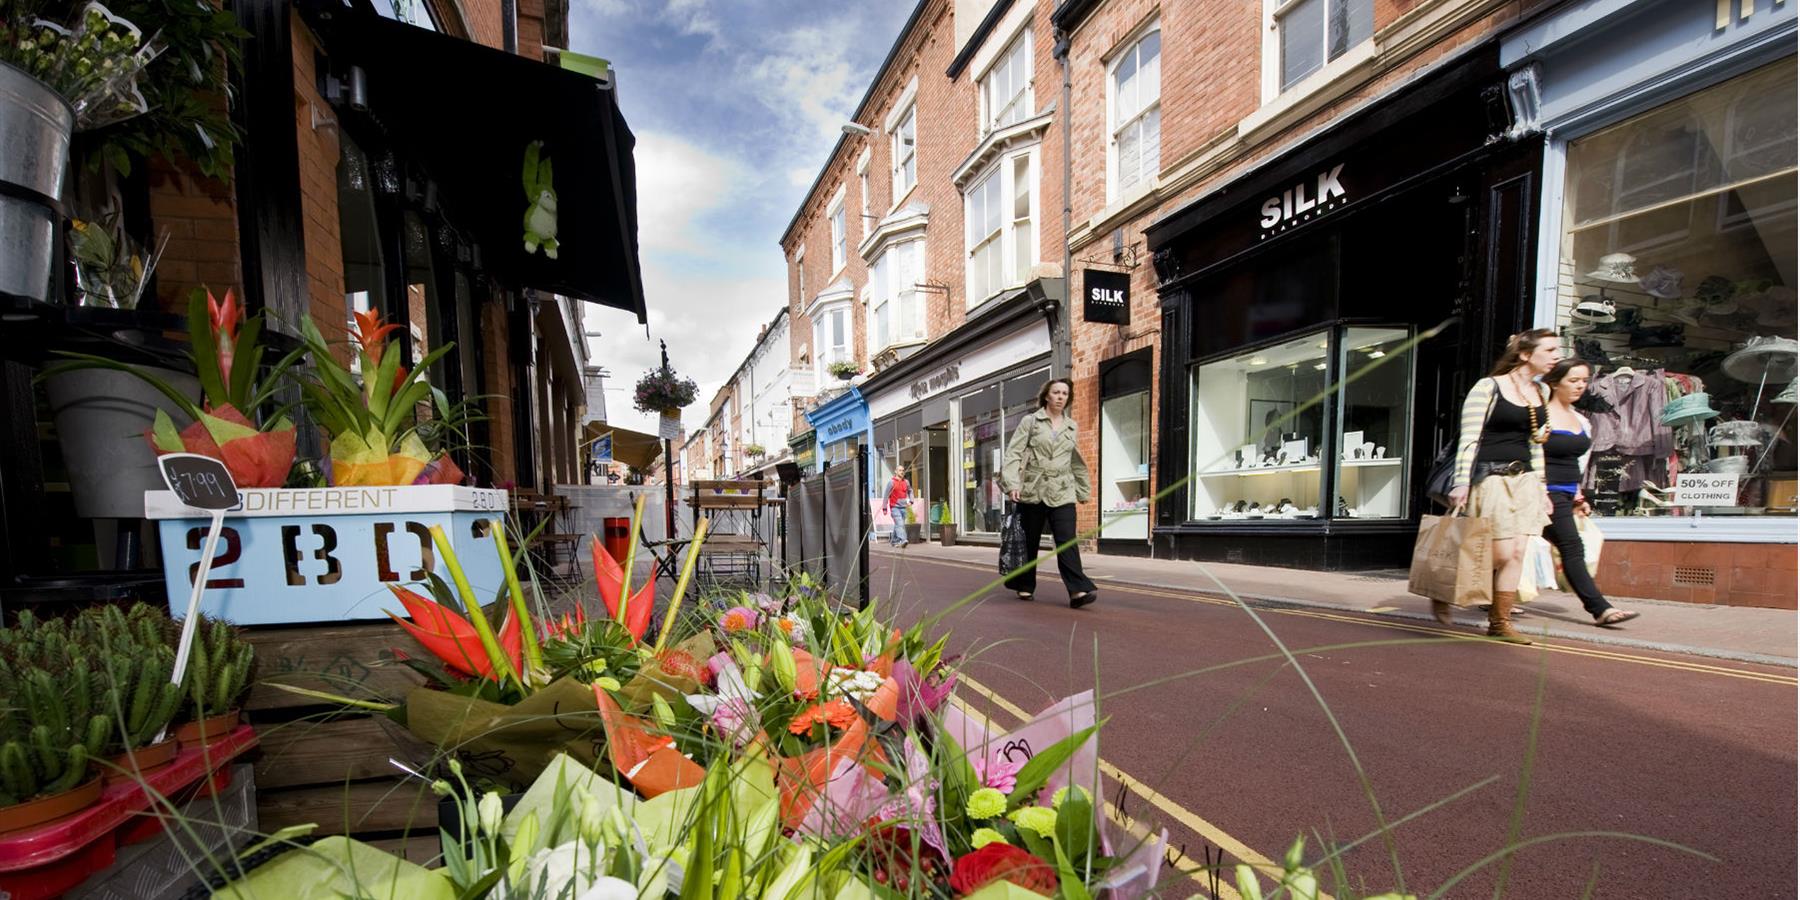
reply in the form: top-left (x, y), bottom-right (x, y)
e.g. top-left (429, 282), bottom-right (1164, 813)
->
top-left (158, 453), bottom-right (242, 511)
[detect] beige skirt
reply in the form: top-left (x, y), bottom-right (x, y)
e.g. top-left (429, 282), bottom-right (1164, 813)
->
top-left (1469, 471), bottom-right (1552, 539)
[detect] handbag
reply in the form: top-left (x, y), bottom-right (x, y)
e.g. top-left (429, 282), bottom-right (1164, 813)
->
top-left (1407, 511), bottom-right (1494, 608)
top-left (1424, 439), bottom-right (1458, 508)
top-left (998, 505), bottom-right (1030, 575)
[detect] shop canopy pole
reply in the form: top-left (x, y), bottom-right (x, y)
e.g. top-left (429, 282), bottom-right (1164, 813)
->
top-left (662, 339), bottom-right (677, 542)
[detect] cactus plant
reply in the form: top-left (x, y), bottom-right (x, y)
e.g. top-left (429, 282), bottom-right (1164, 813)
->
top-left (0, 613), bottom-right (109, 805)
top-left (84, 605), bottom-right (184, 752)
top-left (182, 616), bottom-right (255, 722)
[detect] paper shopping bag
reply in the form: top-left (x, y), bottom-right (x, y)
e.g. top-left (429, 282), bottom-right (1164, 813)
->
top-left (1408, 513), bottom-right (1493, 608)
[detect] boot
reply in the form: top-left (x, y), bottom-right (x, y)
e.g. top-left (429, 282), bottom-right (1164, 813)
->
top-left (1430, 600), bottom-right (1454, 626)
top-left (1486, 591), bottom-right (1533, 644)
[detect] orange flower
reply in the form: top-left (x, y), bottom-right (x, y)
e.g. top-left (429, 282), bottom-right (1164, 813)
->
top-left (349, 308), bottom-right (403, 358)
top-left (777, 619), bottom-right (795, 635)
top-left (206, 288), bottom-right (241, 387)
top-left (788, 698), bottom-right (859, 735)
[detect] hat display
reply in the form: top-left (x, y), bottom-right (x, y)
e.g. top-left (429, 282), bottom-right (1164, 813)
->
top-left (1660, 392), bottom-right (1721, 426)
top-left (1571, 295), bottom-right (1617, 323)
top-left (1587, 253), bottom-right (1640, 283)
top-left (1721, 335), bottom-right (1799, 383)
top-left (1708, 419), bottom-right (1769, 447)
top-left (1638, 265), bottom-right (1684, 299)
top-left (1776, 379), bottom-right (1797, 406)
top-left (1752, 286), bottom-right (1797, 328)
top-left (1701, 455), bottom-right (1751, 475)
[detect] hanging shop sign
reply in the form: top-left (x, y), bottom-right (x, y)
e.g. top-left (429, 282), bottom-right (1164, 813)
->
top-left (1083, 269), bottom-right (1131, 324)
top-left (145, 486), bottom-right (509, 626)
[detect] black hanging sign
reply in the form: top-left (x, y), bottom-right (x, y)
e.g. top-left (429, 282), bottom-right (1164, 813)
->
top-left (158, 453), bottom-right (242, 511)
top-left (1083, 269), bottom-right (1131, 324)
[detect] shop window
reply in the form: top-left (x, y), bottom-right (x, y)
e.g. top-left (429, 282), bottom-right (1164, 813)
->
top-left (1556, 60), bottom-right (1796, 520)
top-left (870, 239), bottom-right (925, 352)
top-left (957, 368), bottom-right (1050, 534)
top-left (1107, 23), bottom-right (1161, 201)
top-left (1276, 0), bottom-right (1371, 91)
top-left (965, 149), bottom-right (1038, 305)
top-left (1190, 326), bottom-right (1413, 521)
top-left (337, 137), bottom-right (387, 373)
top-left (377, 0), bottom-right (439, 31)
top-left (980, 28), bottom-right (1034, 136)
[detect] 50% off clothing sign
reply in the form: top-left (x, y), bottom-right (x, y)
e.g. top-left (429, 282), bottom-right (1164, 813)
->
top-left (155, 453), bottom-right (243, 741)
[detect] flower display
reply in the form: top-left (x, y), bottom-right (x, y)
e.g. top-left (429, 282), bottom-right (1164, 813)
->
top-left (631, 364), bottom-right (698, 414)
top-left (966, 787), bottom-right (1007, 819)
top-left (296, 308), bottom-right (461, 486)
top-left (949, 843), bottom-right (1059, 897)
top-left (719, 605), bottom-right (759, 632)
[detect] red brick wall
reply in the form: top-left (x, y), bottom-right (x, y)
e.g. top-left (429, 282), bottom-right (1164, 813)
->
top-left (292, 16), bottom-right (349, 367)
top-left (1597, 541), bottom-right (1796, 609)
top-left (147, 159), bottom-right (241, 314)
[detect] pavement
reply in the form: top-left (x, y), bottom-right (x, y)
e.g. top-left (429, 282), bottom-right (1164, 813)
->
top-left (870, 540), bottom-right (1799, 667)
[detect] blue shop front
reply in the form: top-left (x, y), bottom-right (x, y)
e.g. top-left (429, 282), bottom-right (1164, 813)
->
top-left (804, 387), bottom-right (872, 491)
top-left (1502, 0), bottom-right (1796, 607)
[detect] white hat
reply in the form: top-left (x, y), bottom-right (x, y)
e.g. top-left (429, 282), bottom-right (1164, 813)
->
top-left (1586, 253), bottom-right (1639, 283)
top-left (1721, 336), bottom-right (1799, 383)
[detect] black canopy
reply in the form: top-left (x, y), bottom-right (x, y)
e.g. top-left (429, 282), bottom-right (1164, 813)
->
top-left (301, 0), bottom-right (646, 322)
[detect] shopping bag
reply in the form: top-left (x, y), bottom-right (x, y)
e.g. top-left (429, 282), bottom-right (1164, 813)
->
top-left (1552, 514), bottom-right (1604, 592)
top-left (998, 507), bottom-right (1030, 575)
top-left (1517, 536), bottom-right (1557, 604)
top-left (1407, 512), bottom-right (1493, 608)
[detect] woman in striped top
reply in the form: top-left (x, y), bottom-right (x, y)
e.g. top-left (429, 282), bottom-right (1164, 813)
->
top-left (1442, 329), bottom-right (1559, 643)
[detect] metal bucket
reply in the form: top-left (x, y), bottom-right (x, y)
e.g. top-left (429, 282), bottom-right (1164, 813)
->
top-left (0, 61), bottom-right (73, 302)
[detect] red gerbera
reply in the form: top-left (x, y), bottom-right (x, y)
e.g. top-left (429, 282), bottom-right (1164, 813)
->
top-left (949, 843), bottom-right (1057, 897)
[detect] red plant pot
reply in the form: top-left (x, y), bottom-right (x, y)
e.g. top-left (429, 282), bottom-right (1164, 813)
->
top-left (101, 738), bottom-right (180, 786)
top-left (0, 778), bottom-right (103, 836)
top-left (173, 710), bottom-right (240, 750)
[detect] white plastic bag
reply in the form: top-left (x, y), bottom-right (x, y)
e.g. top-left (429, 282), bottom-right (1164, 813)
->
top-left (1552, 515), bottom-right (1604, 592)
top-left (1518, 536), bottom-right (1558, 604)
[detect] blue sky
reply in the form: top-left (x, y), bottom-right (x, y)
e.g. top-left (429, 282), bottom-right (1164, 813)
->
top-left (569, 0), bottom-right (914, 438)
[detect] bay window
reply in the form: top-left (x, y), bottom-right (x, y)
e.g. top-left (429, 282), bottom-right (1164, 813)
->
top-left (966, 149), bottom-right (1037, 305)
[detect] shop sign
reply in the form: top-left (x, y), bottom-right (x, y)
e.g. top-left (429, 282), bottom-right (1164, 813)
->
top-left (909, 363), bottom-right (964, 399)
top-left (1083, 270), bottom-right (1131, 324)
top-left (824, 417), bottom-right (859, 439)
top-left (1674, 473), bottom-right (1740, 506)
top-left (1259, 164), bottom-right (1347, 234)
top-left (146, 486), bottom-right (509, 626)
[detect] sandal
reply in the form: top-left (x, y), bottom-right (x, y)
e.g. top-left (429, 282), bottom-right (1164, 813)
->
top-left (1016, 591), bottom-right (1035, 602)
top-left (1070, 591), bottom-right (1097, 610)
top-left (1595, 608), bottom-right (1640, 627)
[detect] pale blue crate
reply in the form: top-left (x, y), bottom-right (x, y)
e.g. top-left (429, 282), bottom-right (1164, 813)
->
top-left (147, 486), bottom-right (511, 626)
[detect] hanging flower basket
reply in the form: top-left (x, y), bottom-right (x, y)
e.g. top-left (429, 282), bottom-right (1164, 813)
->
top-left (633, 365), bottom-right (698, 415)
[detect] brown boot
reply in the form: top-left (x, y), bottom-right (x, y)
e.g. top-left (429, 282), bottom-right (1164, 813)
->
top-left (1486, 591), bottom-right (1533, 644)
top-left (1430, 600), bottom-right (1454, 626)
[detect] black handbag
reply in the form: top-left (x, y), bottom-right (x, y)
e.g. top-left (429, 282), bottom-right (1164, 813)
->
top-left (998, 505), bottom-right (1030, 575)
top-left (1424, 439), bottom-right (1458, 508)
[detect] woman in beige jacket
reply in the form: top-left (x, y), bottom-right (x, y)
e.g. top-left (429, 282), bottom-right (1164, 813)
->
top-left (1001, 378), bottom-right (1098, 608)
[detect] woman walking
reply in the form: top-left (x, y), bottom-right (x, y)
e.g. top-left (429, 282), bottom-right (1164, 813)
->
top-left (1541, 359), bottom-right (1641, 627)
top-left (1443, 329), bottom-right (1560, 643)
top-left (1001, 378), bottom-right (1098, 608)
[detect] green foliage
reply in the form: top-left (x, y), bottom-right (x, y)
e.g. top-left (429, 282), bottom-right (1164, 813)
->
top-left (183, 615), bottom-right (254, 721)
top-left (0, 612), bottom-right (110, 804)
top-left (297, 313), bottom-right (454, 452)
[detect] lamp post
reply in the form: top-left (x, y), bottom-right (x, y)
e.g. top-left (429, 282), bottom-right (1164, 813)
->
top-left (659, 340), bottom-right (679, 541)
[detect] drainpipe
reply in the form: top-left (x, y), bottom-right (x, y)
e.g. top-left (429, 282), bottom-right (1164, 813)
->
top-left (1053, 25), bottom-right (1074, 382)
top-left (502, 0), bottom-right (517, 54)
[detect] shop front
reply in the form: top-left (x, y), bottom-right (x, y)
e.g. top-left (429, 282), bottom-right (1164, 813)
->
top-left (1505, 0), bottom-right (1796, 606)
top-left (804, 387), bottom-right (871, 491)
top-left (862, 291), bottom-right (1054, 542)
top-left (1144, 44), bottom-right (1543, 569)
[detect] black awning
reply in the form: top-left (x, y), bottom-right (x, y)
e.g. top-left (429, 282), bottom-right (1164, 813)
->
top-left (301, 1), bottom-right (645, 322)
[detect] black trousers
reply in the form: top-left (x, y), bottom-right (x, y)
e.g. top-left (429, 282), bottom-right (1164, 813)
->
top-left (1002, 502), bottom-right (1096, 596)
top-left (1544, 491), bottom-right (1611, 618)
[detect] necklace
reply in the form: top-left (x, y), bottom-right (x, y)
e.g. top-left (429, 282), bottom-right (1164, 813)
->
top-left (1512, 370), bottom-right (1548, 444)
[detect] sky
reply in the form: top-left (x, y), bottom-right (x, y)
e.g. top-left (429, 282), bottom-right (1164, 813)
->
top-left (567, 0), bottom-right (914, 441)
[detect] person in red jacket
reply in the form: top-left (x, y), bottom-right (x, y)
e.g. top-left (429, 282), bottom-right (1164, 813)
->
top-left (886, 466), bottom-right (912, 548)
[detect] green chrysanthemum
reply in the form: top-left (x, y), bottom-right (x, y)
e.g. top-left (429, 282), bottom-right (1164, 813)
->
top-left (971, 827), bottom-right (1009, 849)
top-left (966, 788), bottom-right (1007, 819)
top-left (1009, 805), bottom-right (1058, 839)
top-left (1052, 785), bottom-right (1090, 808)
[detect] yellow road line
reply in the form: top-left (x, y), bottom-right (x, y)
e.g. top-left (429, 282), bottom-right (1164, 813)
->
top-left (955, 673), bottom-right (1332, 900)
top-left (901, 556), bottom-right (1798, 686)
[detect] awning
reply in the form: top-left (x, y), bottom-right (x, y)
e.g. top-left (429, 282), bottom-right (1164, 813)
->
top-left (300, 0), bottom-right (646, 322)
top-left (581, 421), bottom-right (662, 469)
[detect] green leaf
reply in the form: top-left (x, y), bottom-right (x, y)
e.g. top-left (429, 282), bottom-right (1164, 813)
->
top-left (186, 290), bottom-right (227, 407)
top-left (1055, 789), bottom-right (1097, 875)
top-left (1007, 723), bottom-right (1102, 809)
top-left (1052, 838), bottom-right (1094, 900)
top-left (227, 314), bottom-right (263, 407)
top-left (150, 409), bottom-right (186, 453)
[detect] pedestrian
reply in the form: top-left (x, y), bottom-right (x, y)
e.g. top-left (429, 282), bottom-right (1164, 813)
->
top-left (886, 465), bottom-right (912, 548)
top-left (1442, 329), bottom-right (1560, 643)
top-left (1541, 358), bottom-right (1641, 627)
top-left (1000, 378), bottom-right (1098, 608)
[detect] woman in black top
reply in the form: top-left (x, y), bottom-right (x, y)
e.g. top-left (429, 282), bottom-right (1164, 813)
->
top-left (1541, 360), bottom-right (1640, 626)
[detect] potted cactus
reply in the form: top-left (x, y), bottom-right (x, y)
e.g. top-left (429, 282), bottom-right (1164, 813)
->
top-left (171, 616), bottom-right (254, 748)
top-left (0, 613), bottom-right (111, 831)
top-left (79, 604), bottom-right (184, 781)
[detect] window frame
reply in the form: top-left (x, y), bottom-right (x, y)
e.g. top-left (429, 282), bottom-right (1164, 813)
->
top-left (829, 199), bottom-right (848, 275)
top-left (867, 238), bottom-right (926, 353)
top-left (979, 28), bottom-right (1034, 137)
top-left (963, 146), bottom-right (1040, 307)
top-left (1105, 20), bottom-right (1163, 203)
top-left (886, 78), bottom-right (921, 206)
top-left (1268, 0), bottom-right (1374, 96)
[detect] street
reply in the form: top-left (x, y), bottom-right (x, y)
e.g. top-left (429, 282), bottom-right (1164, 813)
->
top-left (871, 550), bottom-right (1799, 899)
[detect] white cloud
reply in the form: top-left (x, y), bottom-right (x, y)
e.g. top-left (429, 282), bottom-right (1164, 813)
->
top-left (631, 131), bottom-right (744, 255)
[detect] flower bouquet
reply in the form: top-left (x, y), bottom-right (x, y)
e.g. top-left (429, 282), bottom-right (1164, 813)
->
top-left (298, 309), bottom-right (464, 486)
top-left (632, 364), bottom-right (698, 415)
top-left (67, 205), bottom-right (168, 309)
top-left (0, 0), bottom-right (161, 131)
top-left (41, 287), bottom-right (306, 487)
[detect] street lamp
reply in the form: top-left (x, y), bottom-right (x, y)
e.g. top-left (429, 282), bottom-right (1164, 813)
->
top-left (841, 122), bottom-right (872, 136)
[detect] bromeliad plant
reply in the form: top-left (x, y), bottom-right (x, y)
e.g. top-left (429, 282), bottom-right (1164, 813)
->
top-left (298, 308), bottom-right (461, 486)
top-left (41, 286), bottom-right (306, 487)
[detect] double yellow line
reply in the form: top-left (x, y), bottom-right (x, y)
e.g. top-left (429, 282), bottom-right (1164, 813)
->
top-left (907, 556), bottom-right (1797, 687)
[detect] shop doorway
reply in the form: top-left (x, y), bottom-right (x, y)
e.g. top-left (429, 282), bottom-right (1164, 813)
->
top-left (926, 425), bottom-right (949, 539)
